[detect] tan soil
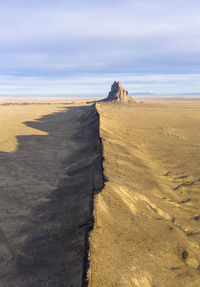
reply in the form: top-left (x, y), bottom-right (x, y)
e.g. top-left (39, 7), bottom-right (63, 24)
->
top-left (0, 104), bottom-right (65, 152)
top-left (89, 100), bottom-right (200, 287)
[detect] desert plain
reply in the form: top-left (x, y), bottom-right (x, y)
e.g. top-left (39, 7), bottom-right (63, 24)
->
top-left (89, 99), bottom-right (200, 287)
top-left (0, 98), bottom-right (200, 286)
top-left (0, 100), bottom-right (103, 287)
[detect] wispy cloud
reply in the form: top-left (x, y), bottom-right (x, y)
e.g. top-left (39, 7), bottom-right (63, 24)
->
top-left (0, 73), bottom-right (200, 96)
top-left (0, 0), bottom-right (200, 95)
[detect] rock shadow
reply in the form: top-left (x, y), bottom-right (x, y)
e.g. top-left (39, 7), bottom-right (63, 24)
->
top-left (0, 105), bottom-right (103, 287)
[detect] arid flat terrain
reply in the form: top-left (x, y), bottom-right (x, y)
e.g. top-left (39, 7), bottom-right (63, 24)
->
top-left (1, 99), bottom-right (200, 287)
top-left (0, 104), bottom-right (65, 152)
top-left (89, 100), bottom-right (200, 287)
top-left (0, 102), bottom-right (103, 286)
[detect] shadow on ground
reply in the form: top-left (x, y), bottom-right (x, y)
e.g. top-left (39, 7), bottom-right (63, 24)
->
top-left (0, 105), bottom-right (103, 287)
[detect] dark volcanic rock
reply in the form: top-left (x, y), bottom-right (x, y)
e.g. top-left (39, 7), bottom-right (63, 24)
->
top-left (105, 81), bottom-right (133, 103)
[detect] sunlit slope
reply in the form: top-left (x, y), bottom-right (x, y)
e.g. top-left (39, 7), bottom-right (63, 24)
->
top-left (0, 104), bottom-right (65, 152)
top-left (89, 100), bottom-right (200, 287)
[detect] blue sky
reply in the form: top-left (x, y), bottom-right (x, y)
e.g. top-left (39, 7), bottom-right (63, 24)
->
top-left (0, 0), bottom-right (200, 96)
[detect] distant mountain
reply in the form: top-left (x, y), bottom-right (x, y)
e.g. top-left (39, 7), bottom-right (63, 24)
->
top-left (103, 81), bottom-right (134, 103)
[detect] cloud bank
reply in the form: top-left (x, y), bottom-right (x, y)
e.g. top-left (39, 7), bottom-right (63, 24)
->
top-left (0, 0), bottom-right (200, 95)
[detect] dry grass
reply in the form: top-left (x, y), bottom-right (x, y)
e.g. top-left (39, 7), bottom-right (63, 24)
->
top-left (89, 100), bottom-right (200, 287)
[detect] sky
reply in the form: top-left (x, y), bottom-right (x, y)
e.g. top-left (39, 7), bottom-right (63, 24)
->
top-left (0, 0), bottom-right (200, 96)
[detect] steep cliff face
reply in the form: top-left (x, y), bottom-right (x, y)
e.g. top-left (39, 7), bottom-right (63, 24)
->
top-left (105, 81), bottom-right (133, 103)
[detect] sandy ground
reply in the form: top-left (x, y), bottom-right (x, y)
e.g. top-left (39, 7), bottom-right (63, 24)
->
top-left (0, 96), bottom-right (100, 104)
top-left (0, 103), bottom-right (103, 286)
top-left (0, 104), bottom-right (66, 152)
top-left (89, 100), bottom-right (200, 287)
top-left (1, 98), bottom-right (200, 286)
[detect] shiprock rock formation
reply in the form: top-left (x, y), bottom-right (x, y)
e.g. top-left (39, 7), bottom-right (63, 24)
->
top-left (105, 81), bottom-right (134, 103)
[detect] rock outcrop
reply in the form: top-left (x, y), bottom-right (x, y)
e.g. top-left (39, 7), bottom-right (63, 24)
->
top-left (105, 81), bottom-right (133, 103)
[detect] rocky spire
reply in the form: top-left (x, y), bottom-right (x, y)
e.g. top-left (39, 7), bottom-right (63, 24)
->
top-left (105, 81), bottom-right (133, 103)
